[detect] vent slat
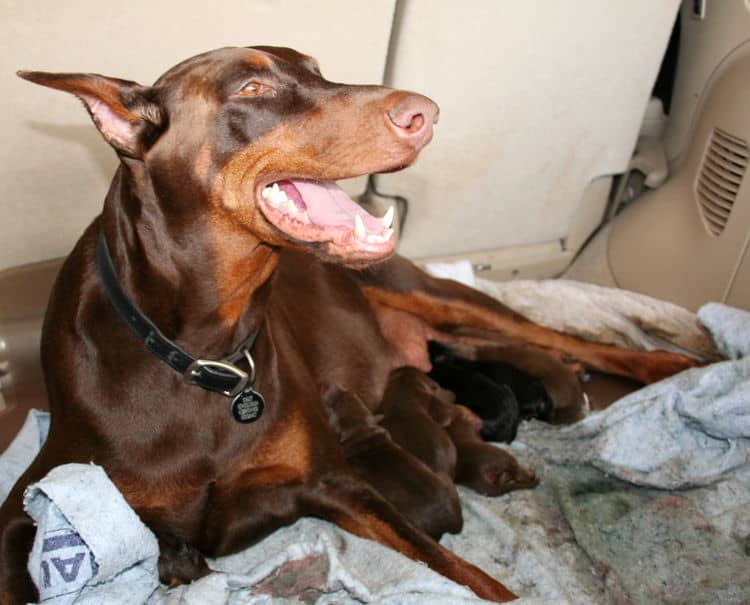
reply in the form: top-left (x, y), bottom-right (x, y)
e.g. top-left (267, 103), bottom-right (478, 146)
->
top-left (714, 128), bottom-right (750, 155)
top-left (701, 207), bottom-right (726, 228)
top-left (705, 156), bottom-right (744, 183)
top-left (704, 216), bottom-right (725, 237)
top-left (700, 198), bottom-right (731, 222)
top-left (709, 143), bottom-right (748, 170)
top-left (697, 183), bottom-right (733, 213)
top-left (695, 128), bottom-right (747, 236)
top-left (700, 170), bottom-right (739, 198)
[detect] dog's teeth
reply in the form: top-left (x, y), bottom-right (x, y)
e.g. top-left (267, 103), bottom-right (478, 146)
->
top-left (354, 215), bottom-right (366, 240)
top-left (365, 228), bottom-right (395, 244)
top-left (381, 206), bottom-right (395, 229)
top-left (261, 187), bottom-right (272, 200)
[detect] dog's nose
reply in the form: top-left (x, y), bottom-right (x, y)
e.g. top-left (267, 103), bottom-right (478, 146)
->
top-left (386, 93), bottom-right (439, 149)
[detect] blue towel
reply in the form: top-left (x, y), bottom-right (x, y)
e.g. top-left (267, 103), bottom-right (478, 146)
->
top-left (24, 463), bottom-right (159, 604)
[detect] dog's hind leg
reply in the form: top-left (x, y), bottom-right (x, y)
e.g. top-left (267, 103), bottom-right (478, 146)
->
top-left (358, 256), bottom-right (699, 386)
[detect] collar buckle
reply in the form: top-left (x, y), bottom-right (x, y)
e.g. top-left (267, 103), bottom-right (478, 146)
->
top-left (184, 359), bottom-right (249, 398)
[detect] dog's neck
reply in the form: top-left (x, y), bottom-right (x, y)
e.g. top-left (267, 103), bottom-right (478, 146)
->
top-left (100, 162), bottom-right (279, 357)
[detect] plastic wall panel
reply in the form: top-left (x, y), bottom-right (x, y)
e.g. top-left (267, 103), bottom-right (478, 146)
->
top-left (379, 0), bottom-right (679, 260)
top-left (664, 0), bottom-right (750, 167)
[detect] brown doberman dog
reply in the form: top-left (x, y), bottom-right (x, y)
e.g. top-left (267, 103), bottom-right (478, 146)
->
top-left (0, 46), bottom-right (697, 604)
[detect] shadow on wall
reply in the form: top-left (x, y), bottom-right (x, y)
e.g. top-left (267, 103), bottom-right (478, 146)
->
top-left (26, 122), bottom-right (116, 181)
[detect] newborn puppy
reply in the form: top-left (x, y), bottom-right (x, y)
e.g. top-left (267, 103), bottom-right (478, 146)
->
top-left (378, 367), bottom-right (459, 477)
top-left (321, 384), bottom-right (463, 538)
top-left (428, 341), bottom-right (555, 441)
top-left (428, 342), bottom-right (521, 442)
top-left (470, 360), bottom-right (554, 421)
top-left (379, 368), bottom-right (537, 497)
top-left (446, 406), bottom-right (538, 497)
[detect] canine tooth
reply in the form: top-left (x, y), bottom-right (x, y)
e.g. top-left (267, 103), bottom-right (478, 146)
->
top-left (382, 206), bottom-right (395, 229)
top-left (365, 228), bottom-right (394, 244)
top-left (261, 187), bottom-right (272, 199)
top-left (354, 215), bottom-right (366, 239)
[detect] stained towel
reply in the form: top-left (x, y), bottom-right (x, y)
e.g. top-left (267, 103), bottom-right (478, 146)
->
top-left (1, 298), bottom-right (748, 604)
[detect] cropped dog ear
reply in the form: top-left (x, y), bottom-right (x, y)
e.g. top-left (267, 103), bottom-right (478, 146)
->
top-left (17, 71), bottom-right (166, 158)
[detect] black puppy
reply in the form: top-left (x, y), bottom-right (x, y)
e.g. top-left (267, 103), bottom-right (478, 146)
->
top-left (428, 342), bottom-right (554, 442)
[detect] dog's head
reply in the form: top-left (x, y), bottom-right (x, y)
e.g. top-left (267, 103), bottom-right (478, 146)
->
top-left (18, 46), bottom-right (438, 267)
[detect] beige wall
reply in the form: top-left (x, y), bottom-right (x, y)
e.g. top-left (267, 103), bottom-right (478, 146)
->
top-left (0, 0), bottom-right (395, 271)
top-left (380, 0), bottom-right (680, 261)
top-left (2, 1), bottom-right (680, 279)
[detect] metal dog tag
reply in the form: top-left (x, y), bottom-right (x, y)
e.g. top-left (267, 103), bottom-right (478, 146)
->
top-left (231, 388), bottom-right (265, 423)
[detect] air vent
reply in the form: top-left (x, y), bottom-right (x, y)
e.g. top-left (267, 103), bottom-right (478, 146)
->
top-left (695, 127), bottom-right (748, 236)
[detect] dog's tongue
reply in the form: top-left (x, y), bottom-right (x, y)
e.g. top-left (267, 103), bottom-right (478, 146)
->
top-left (278, 179), bottom-right (383, 232)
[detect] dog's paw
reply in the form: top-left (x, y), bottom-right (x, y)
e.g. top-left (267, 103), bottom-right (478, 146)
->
top-left (157, 534), bottom-right (211, 588)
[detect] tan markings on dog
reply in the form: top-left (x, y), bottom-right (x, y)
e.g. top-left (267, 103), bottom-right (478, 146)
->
top-left (211, 90), bottom-right (422, 219)
top-left (245, 50), bottom-right (274, 69)
top-left (116, 474), bottom-right (207, 516)
top-left (362, 287), bottom-right (699, 384)
top-left (210, 124), bottom-right (320, 213)
top-left (238, 407), bottom-right (314, 481)
top-left (331, 511), bottom-right (420, 559)
top-left (228, 464), bottom-right (307, 489)
top-left (193, 142), bottom-right (214, 182)
top-left (209, 228), bottom-right (279, 326)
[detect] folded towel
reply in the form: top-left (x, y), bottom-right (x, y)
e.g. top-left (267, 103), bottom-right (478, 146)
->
top-left (24, 463), bottom-right (159, 604)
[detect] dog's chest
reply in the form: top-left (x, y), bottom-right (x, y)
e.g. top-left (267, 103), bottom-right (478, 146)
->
top-left (268, 253), bottom-right (402, 407)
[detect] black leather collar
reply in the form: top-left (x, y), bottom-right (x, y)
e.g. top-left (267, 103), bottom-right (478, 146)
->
top-left (96, 230), bottom-right (264, 421)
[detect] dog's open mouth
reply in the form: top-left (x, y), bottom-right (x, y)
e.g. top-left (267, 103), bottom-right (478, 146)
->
top-left (257, 179), bottom-right (396, 262)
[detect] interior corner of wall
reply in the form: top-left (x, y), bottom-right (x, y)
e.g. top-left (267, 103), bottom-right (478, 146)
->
top-left (564, 176), bottom-right (613, 254)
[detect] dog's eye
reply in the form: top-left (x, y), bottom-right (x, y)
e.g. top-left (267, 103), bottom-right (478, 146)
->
top-left (237, 81), bottom-right (276, 97)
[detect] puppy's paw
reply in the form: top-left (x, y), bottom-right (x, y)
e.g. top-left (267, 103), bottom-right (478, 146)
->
top-left (458, 444), bottom-right (538, 496)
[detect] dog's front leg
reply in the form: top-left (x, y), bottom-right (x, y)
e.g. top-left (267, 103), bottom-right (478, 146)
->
top-left (0, 507), bottom-right (37, 605)
top-left (307, 472), bottom-right (518, 603)
top-left (0, 449), bottom-right (60, 605)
